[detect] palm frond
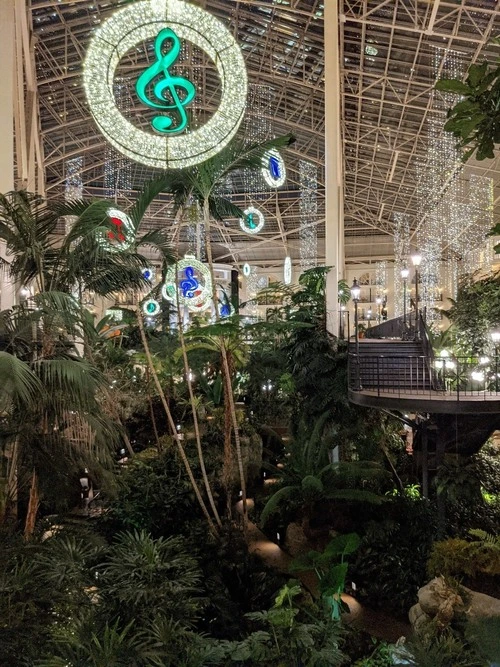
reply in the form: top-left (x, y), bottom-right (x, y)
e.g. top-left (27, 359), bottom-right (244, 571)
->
top-left (0, 351), bottom-right (42, 411)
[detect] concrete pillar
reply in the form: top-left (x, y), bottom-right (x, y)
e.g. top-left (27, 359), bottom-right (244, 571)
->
top-left (324, 0), bottom-right (344, 335)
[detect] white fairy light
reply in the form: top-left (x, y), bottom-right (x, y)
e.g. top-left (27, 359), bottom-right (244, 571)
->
top-left (283, 256), bottom-right (292, 285)
top-left (299, 160), bottom-right (318, 271)
top-left (83, 0), bottom-right (247, 170)
top-left (261, 149), bottom-right (286, 188)
top-left (393, 213), bottom-right (410, 318)
top-left (64, 156), bottom-right (83, 235)
top-left (240, 206), bottom-right (265, 235)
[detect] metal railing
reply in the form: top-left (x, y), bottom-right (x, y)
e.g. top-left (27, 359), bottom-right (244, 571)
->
top-left (348, 353), bottom-right (500, 401)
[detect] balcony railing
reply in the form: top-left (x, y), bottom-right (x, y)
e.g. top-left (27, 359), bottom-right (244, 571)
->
top-left (348, 353), bottom-right (500, 400)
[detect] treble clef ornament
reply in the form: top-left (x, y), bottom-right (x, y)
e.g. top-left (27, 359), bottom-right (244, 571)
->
top-left (180, 266), bottom-right (199, 299)
top-left (135, 28), bottom-right (196, 134)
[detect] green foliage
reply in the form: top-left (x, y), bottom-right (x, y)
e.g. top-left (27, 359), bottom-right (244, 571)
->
top-left (445, 273), bottom-right (500, 354)
top-left (353, 639), bottom-right (394, 667)
top-left (227, 582), bottom-right (346, 666)
top-left (436, 56), bottom-right (500, 162)
top-left (395, 631), bottom-right (490, 667)
top-left (351, 497), bottom-right (438, 614)
top-left (427, 530), bottom-right (500, 579)
top-left (260, 416), bottom-right (387, 526)
top-left (290, 533), bottom-right (360, 620)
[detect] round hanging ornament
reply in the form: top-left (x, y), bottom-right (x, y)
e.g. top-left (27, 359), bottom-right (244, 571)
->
top-left (98, 208), bottom-right (135, 253)
top-left (240, 206), bottom-right (265, 235)
top-left (162, 255), bottom-right (212, 310)
top-left (83, 0), bottom-right (247, 170)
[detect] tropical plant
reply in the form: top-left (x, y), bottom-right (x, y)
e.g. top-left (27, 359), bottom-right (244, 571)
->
top-left (427, 529), bottom-right (500, 579)
top-left (436, 55), bottom-right (500, 162)
top-left (290, 533), bottom-right (360, 620)
top-left (260, 415), bottom-right (387, 531)
top-left (0, 292), bottom-right (121, 530)
top-left (165, 132), bottom-right (295, 532)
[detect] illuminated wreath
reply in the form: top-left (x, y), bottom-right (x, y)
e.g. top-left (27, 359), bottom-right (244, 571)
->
top-left (162, 256), bottom-right (212, 309)
top-left (142, 298), bottom-right (161, 316)
top-left (98, 208), bottom-right (135, 253)
top-left (262, 149), bottom-right (286, 188)
top-left (242, 263), bottom-right (251, 277)
top-left (83, 0), bottom-right (247, 170)
top-left (240, 206), bottom-right (265, 235)
top-left (142, 267), bottom-right (155, 282)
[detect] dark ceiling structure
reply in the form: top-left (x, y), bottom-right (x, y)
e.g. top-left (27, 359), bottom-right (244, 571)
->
top-left (29, 0), bottom-right (500, 268)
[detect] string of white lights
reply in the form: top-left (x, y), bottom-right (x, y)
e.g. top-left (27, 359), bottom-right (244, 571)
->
top-left (299, 160), bottom-right (318, 271)
top-left (64, 156), bottom-right (83, 234)
top-left (393, 213), bottom-right (410, 318)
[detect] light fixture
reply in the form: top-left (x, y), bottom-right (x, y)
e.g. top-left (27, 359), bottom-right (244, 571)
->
top-left (141, 267), bottom-right (155, 282)
top-left (350, 278), bottom-right (360, 302)
top-left (242, 263), bottom-right (251, 277)
top-left (491, 331), bottom-right (500, 343)
top-left (261, 149), bottom-right (286, 188)
top-left (240, 206), bottom-right (265, 235)
top-left (83, 0), bottom-right (247, 170)
top-left (471, 370), bottom-right (485, 383)
top-left (401, 267), bottom-right (409, 280)
top-left (411, 253), bottom-right (422, 267)
top-left (142, 298), bottom-right (160, 316)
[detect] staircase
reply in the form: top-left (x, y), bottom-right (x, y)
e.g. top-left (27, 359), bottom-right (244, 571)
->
top-left (351, 339), bottom-right (435, 391)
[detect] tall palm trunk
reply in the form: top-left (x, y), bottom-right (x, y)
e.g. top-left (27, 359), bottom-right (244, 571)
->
top-left (203, 199), bottom-right (248, 534)
top-left (136, 311), bottom-right (218, 535)
top-left (176, 302), bottom-right (222, 528)
top-left (1, 438), bottom-right (19, 525)
top-left (173, 213), bottom-right (221, 527)
top-left (24, 469), bottom-right (39, 539)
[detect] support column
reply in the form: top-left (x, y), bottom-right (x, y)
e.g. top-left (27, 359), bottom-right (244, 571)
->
top-left (325, 0), bottom-right (344, 335)
top-left (0, 0), bottom-right (15, 195)
top-left (0, 0), bottom-right (16, 311)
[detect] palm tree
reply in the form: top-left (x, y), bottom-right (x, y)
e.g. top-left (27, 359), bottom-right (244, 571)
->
top-left (181, 317), bottom-right (249, 514)
top-left (166, 133), bottom-right (295, 531)
top-left (0, 291), bottom-right (121, 530)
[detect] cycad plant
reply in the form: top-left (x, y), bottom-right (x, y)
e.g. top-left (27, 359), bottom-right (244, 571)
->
top-left (260, 414), bottom-right (387, 533)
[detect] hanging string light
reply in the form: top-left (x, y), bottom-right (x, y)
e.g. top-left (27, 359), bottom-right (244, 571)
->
top-left (64, 156), bottom-right (83, 234)
top-left (299, 160), bottom-right (318, 271)
top-left (393, 213), bottom-right (410, 318)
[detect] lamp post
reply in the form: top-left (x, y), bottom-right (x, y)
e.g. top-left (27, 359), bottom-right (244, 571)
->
top-left (411, 253), bottom-right (422, 339)
top-left (401, 267), bottom-right (409, 334)
top-left (351, 278), bottom-right (361, 389)
top-left (376, 297), bottom-right (382, 323)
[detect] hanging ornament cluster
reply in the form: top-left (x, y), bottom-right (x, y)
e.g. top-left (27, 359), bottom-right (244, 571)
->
top-left (162, 255), bottom-right (212, 311)
top-left (240, 206), bottom-right (265, 235)
top-left (261, 149), bottom-right (286, 188)
top-left (98, 208), bottom-right (135, 252)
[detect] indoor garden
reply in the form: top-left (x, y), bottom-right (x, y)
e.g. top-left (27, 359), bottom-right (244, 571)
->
top-left (0, 131), bottom-right (498, 667)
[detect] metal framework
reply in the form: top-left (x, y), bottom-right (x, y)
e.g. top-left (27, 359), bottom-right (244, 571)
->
top-left (26, 0), bottom-right (500, 270)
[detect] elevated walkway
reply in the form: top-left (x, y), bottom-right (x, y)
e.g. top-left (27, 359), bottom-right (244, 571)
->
top-left (348, 315), bottom-right (500, 415)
